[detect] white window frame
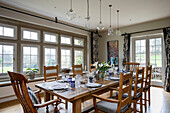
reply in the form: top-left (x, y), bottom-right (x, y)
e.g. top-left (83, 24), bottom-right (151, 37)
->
top-left (74, 48), bottom-right (84, 68)
top-left (60, 35), bottom-right (72, 45)
top-left (60, 47), bottom-right (72, 69)
top-left (0, 23), bottom-right (17, 40)
top-left (74, 37), bottom-right (84, 47)
top-left (21, 44), bottom-right (40, 73)
top-left (21, 27), bottom-right (40, 42)
top-left (43, 46), bottom-right (58, 67)
top-left (43, 32), bottom-right (58, 44)
top-left (0, 42), bottom-right (17, 74)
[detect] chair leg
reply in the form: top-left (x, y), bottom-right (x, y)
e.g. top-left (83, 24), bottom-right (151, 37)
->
top-left (140, 97), bottom-right (143, 113)
top-left (93, 97), bottom-right (98, 113)
top-left (65, 101), bottom-right (68, 109)
top-left (133, 101), bottom-right (137, 113)
top-left (144, 91), bottom-right (147, 112)
top-left (148, 89), bottom-right (151, 106)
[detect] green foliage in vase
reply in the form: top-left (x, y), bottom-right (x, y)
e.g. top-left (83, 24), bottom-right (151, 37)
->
top-left (97, 62), bottom-right (111, 73)
top-left (25, 68), bottom-right (39, 74)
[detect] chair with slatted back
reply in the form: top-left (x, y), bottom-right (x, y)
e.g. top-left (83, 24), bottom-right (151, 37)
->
top-left (44, 65), bottom-right (59, 82)
top-left (143, 65), bottom-right (152, 112)
top-left (8, 71), bottom-right (61, 113)
top-left (93, 71), bottom-right (133, 113)
top-left (90, 64), bottom-right (96, 72)
top-left (44, 65), bottom-right (68, 109)
top-left (124, 62), bottom-right (140, 72)
top-left (131, 67), bottom-right (145, 113)
top-left (72, 64), bottom-right (83, 77)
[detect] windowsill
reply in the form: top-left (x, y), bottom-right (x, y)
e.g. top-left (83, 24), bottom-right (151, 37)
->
top-left (0, 75), bottom-right (59, 87)
top-left (0, 71), bottom-right (89, 87)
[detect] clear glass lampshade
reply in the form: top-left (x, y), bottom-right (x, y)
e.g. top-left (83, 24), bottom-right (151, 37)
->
top-left (108, 26), bottom-right (113, 36)
top-left (66, 9), bottom-right (76, 20)
top-left (97, 21), bottom-right (104, 30)
top-left (115, 29), bottom-right (121, 36)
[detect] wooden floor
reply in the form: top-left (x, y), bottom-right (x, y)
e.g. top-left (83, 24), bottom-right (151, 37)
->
top-left (0, 87), bottom-right (169, 113)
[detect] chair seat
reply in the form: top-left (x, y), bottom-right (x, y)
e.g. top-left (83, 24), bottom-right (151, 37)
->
top-left (97, 100), bottom-right (129, 113)
top-left (116, 90), bottom-right (142, 100)
top-left (38, 105), bottom-right (59, 113)
top-left (132, 83), bottom-right (150, 90)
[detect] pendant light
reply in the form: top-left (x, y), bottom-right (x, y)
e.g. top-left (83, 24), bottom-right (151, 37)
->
top-left (85, 0), bottom-right (90, 28)
top-left (115, 10), bottom-right (121, 35)
top-left (108, 5), bottom-right (113, 36)
top-left (97, 0), bottom-right (104, 30)
top-left (66, 0), bottom-right (76, 20)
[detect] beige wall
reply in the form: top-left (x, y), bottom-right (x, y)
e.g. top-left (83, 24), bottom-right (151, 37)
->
top-left (98, 18), bottom-right (170, 69)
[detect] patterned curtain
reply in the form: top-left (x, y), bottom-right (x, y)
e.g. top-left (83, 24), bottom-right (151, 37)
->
top-left (163, 28), bottom-right (170, 92)
top-left (123, 33), bottom-right (131, 66)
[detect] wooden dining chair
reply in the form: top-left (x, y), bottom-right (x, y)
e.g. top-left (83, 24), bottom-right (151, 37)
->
top-left (72, 64), bottom-right (83, 76)
top-left (44, 65), bottom-right (68, 109)
top-left (143, 65), bottom-right (152, 112)
top-left (44, 65), bottom-right (59, 82)
top-left (124, 62), bottom-right (140, 72)
top-left (90, 64), bottom-right (96, 72)
top-left (8, 71), bottom-right (61, 113)
top-left (93, 71), bottom-right (133, 113)
top-left (131, 67), bottom-right (145, 113)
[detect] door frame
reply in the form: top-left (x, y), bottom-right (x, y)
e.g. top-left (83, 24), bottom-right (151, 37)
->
top-left (132, 33), bottom-right (164, 86)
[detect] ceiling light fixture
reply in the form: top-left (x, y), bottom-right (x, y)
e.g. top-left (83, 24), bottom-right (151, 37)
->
top-left (116, 10), bottom-right (121, 35)
top-left (97, 0), bottom-right (104, 30)
top-left (66, 0), bottom-right (76, 20)
top-left (108, 5), bottom-right (113, 36)
top-left (85, 0), bottom-right (90, 28)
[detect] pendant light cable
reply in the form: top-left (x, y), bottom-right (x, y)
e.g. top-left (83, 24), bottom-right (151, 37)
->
top-left (109, 5), bottom-right (112, 27)
top-left (100, 0), bottom-right (101, 23)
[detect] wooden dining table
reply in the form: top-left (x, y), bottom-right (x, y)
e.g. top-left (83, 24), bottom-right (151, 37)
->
top-left (35, 78), bottom-right (120, 113)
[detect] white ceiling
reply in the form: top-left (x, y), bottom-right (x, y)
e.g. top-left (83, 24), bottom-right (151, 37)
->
top-left (1, 0), bottom-right (170, 30)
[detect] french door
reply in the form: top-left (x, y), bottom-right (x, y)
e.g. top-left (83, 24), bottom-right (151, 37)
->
top-left (132, 34), bottom-right (163, 86)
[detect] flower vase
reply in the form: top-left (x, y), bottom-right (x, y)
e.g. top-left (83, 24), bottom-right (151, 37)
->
top-left (100, 72), bottom-right (105, 80)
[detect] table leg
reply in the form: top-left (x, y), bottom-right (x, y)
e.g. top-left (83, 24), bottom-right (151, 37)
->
top-left (44, 91), bottom-right (50, 102)
top-left (73, 98), bottom-right (81, 113)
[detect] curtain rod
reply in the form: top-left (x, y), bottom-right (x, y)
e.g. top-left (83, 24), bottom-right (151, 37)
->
top-left (122, 26), bottom-right (170, 36)
top-left (0, 5), bottom-right (91, 32)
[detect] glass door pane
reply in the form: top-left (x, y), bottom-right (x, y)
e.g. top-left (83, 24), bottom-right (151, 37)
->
top-left (135, 39), bottom-right (146, 67)
top-left (149, 38), bottom-right (162, 82)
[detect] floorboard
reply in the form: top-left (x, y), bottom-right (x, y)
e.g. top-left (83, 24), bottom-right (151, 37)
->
top-left (0, 87), bottom-right (169, 113)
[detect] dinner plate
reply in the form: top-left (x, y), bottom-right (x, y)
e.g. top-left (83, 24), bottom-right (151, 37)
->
top-left (50, 84), bottom-right (68, 90)
top-left (109, 77), bottom-right (120, 81)
top-left (86, 83), bottom-right (102, 88)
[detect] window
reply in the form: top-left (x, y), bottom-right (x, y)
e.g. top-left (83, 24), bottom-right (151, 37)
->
top-left (150, 38), bottom-right (162, 67)
top-left (0, 44), bottom-right (15, 73)
top-left (44, 47), bottom-right (57, 66)
top-left (22, 28), bottom-right (40, 41)
top-left (132, 33), bottom-right (163, 85)
top-left (61, 35), bottom-right (72, 45)
top-left (22, 45), bottom-right (39, 72)
top-left (61, 48), bottom-right (72, 68)
top-left (44, 33), bottom-right (58, 43)
top-left (74, 49), bottom-right (84, 66)
top-left (135, 39), bottom-right (146, 66)
top-left (74, 38), bottom-right (84, 46)
top-left (0, 24), bottom-right (16, 38)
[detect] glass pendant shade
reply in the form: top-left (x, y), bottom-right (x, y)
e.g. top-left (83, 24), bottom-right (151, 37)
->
top-left (108, 26), bottom-right (113, 36)
top-left (66, 9), bottom-right (76, 20)
top-left (115, 29), bottom-right (121, 36)
top-left (108, 5), bottom-right (113, 36)
top-left (97, 21), bottom-right (104, 30)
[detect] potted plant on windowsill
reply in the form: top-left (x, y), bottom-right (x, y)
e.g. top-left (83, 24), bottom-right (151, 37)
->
top-left (25, 68), bottom-right (39, 79)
